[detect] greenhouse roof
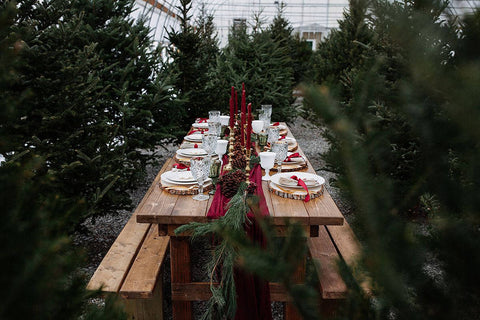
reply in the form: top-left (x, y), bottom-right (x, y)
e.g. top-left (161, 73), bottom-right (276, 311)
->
top-left (131, 0), bottom-right (480, 47)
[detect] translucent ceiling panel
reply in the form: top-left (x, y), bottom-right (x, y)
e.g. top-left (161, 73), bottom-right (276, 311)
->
top-left (133, 0), bottom-right (480, 47)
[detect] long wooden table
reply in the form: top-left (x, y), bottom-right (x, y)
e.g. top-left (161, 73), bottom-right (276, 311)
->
top-left (136, 124), bottom-right (345, 319)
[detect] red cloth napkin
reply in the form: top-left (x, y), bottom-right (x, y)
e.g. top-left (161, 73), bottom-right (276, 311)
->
top-left (173, 163), bottom-right (190, 170)
top-left (196, 117), bottom-right (208, 123)
top-left (272, 122), bottom-right (280, 126)
top-left (284, 152), bottom-right (301, 162)
top-left (189, 128), bottom-right (207, 134)
top-left (290, 175), bottom-right (310, 202)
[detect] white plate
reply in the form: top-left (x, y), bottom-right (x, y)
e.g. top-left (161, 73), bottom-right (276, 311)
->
top-left (282, 152), bottom-right (304, 164)
top-left (270, 172), bottom-right (325, 189)
top-left (162, 170), bottom-right (197, 183)
top-left (271, 124), bottom-right (287, 130)
top-left (180, 142), bottom-right (202, 149)
top-left (192, 122), bottom-right (209, 129)
top-left (184, 134), bottom-right (203, 142)
top-left (279, 136), bottom-right (296, 145)
top-left (176, 148), bottom-right (208, 157)
top-left (161, 176), bottom-right (212, 187)
top-left (161, 173), bottom-right (197, 185)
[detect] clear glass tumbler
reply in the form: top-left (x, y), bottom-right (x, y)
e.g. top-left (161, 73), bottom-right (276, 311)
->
top-left (190, 156), bottom-right (211, 201)
top-left (261, 104), bottom-right (272, 118)
top-left (207, 120), bottom-right (222, 137)
top-left (271, 141), bottom-right (288, 173)
top-left (267, 127), bottom-right (280, 146)
top-left (208, 110), bottom-right (221, 123)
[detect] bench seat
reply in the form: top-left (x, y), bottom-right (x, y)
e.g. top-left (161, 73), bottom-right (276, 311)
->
top-left (308, 220), bottom-right (370, 316)
top-left (87, 160), bottom-right (173, 320)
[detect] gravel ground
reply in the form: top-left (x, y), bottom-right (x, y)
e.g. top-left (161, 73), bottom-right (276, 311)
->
top-left (74, 115), bottom-right (352, 319)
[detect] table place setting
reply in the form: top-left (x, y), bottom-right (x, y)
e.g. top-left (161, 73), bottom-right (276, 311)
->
top-left (270, 122), bottom-right (287, 130)
top-left (192, 122), bottom-right (209, 129)
top-left (270, 122), bottom-right (288, 135)
top-left (176, 148), bottom-right (208, 157)
top-left (180, 141), bottom-right (202, 149)
top-left (160, 168), bottom-right (213, 195)
top-left (184, 133), bottom-right (203, 142)
top-left (272, 151), bottom-right (308, 172)
top-left (267, 172), bottom-right (325, 201)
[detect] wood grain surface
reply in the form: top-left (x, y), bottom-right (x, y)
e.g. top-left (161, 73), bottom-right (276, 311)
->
top-left (136, 123), bottom-right (344, 228)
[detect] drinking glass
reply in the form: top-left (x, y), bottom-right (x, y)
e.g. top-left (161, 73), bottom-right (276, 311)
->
top-left (207, 120), bottom-right (221, 137)
top-left (267, 127), bottom-right (280, 146)
top-left (259, 152), bottom-right (276, 181)
top-left (202, 133), bottom-right (218, 156)
top-left (208, 110), bottom-right (221, 123)
top-left (271, 141), bottom-right (288, 173)
top-left (258, 132), bottom-right (268, 149)
top-left (261, 104), bottom-right (272, 118)
top-left (215, 139), bottom-right (229, 166)
top-left (259, 109), bottom-right (270, 131)
top-left (252, 120), bottom-right (264, 134)
top-left (219, 115), bottom-right (230, 127)
top-left (190, 157), bottom-right (211, 201)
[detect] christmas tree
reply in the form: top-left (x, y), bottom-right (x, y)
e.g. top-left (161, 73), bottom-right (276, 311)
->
top-left (0, 3), bottom-right (124, 317)
top-left (210, 13), bottom-right (296, 121)
top-left (2, 0), bottom-right (180, 225)
top-left (165, 0), bottom-right (219, 127)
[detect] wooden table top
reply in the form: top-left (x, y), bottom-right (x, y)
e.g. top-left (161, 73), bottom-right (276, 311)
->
top-left (136, 124), bottom-right (344, 228)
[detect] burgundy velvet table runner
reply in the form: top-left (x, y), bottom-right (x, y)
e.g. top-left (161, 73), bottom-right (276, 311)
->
top-left (207, 161), bottom-right (273, 320)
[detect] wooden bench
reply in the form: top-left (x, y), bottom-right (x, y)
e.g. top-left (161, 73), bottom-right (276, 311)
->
top-left (308, 220), bottom-right (370, 316)
top-left (87, 161), bottom-right (172, 320)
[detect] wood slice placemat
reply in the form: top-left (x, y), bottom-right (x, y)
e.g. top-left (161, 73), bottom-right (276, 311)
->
top-left (268, 182), bottom-right (324, 200)
top-left (271, 161), bottom-right (308, 172)
top-left (159, 179), bottom-right (214, 195)
top-left (174, 155), bottom-right (218, 166)
top-left (263, 141), bottom-right (298, 153)
top-left (288, 141), bottom-right (298, 152)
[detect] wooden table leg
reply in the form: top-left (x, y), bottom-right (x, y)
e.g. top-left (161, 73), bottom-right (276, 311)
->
top-left (170, 237), bottom-right (192, 320)
top-left (285, 255), bottom-right (306, 320)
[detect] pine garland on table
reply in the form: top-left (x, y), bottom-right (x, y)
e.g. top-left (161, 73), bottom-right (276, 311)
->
top-left (175, 182), bottom-right (250, 319)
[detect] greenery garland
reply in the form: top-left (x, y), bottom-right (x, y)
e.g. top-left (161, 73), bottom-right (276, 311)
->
top-left (175, 182), bottom-right (250, 319)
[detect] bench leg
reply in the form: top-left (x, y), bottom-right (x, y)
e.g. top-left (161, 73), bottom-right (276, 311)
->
top-left (123, 281), bottom-right (164, 320)
top-left (284, 256), bottom-right (306, 320)
top-left (170, 237), bottom-right (192, 320)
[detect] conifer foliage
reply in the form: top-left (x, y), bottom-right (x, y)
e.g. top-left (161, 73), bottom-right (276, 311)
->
top-left (0, 3), bottom-right (124, 318)
top-left (210, 14), bottom-right (296, 121)
top-left (166, 0), bottom-right (219, 127)
top-left (306, 0), bottom-right (480, 318)
top-left (2, 0), bottom-right (179, 224)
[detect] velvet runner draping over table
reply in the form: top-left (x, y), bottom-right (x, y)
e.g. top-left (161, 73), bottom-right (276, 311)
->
top-left (207, 161), bottom-right (273, 320)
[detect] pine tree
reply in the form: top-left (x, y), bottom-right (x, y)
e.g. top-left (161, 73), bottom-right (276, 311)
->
top-left (305, 2), bottom-right (480, 319)
top-left (166, 0), bottom-right (219, 127)
top-left (0, 3), bottom-right (125, 318)
top-left (211, 13), bottom-right (296, 121)
top-left (268, 8), bottom-right (313, 85)
top-left (2, 0), bottom-right (179, 225)
top-left (312, 0), bottom-right (373, 97)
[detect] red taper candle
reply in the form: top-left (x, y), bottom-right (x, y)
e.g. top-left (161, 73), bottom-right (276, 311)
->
top-left (229, 97), bottom-right (234, 128)
top-left (247, 103), bottom-right (252, 148)
top-left (229, 86), bottom-right (234, 128)
top-left (234, 90), bottom-right (238, 119)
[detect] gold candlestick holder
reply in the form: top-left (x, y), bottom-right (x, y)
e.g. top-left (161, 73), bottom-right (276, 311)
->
top-left (245, 148), bottom-right (252, 174)
top-left (223, 125), bottom-right (235, 172)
